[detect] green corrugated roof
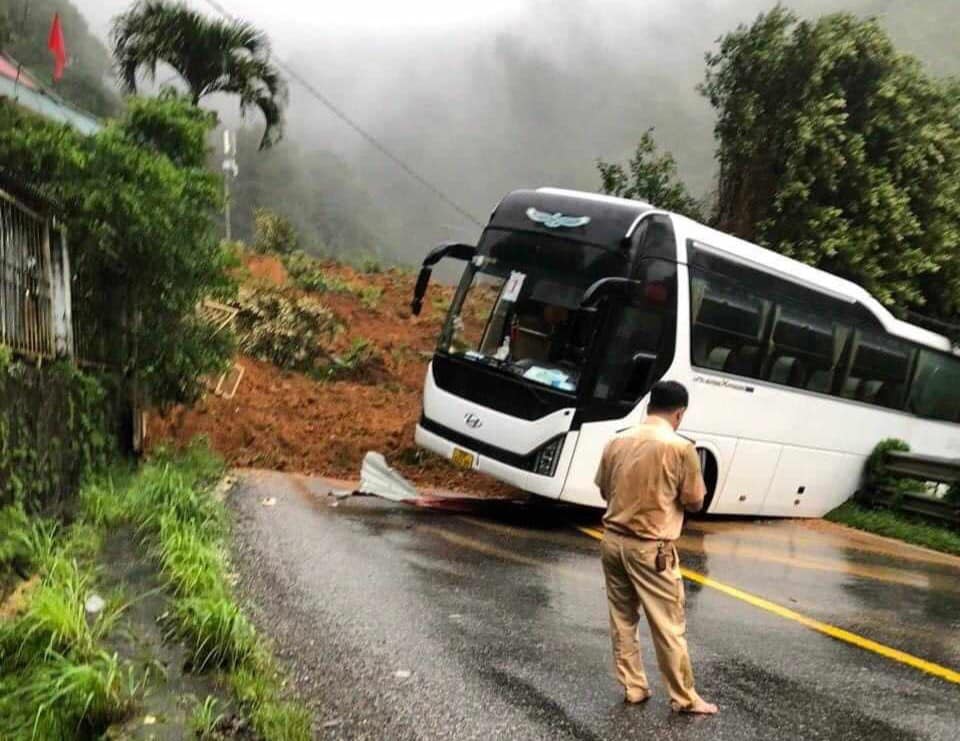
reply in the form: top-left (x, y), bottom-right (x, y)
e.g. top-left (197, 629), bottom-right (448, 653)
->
top-left (0, 58), bottom-right (101, 135)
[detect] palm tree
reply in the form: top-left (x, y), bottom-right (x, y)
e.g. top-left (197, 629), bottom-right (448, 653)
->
top-left (111, 0), bottom-right (286, 148)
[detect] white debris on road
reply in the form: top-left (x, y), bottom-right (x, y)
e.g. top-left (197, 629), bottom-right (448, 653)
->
top-left (359, 452), bottom-right (421, 503)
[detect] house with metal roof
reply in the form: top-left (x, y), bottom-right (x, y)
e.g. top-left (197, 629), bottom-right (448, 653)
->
top-left (0, 51), bottom-right (101, 134)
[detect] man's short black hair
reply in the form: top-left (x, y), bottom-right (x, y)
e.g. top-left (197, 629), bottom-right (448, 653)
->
top-left (648, 381), bottom-right (689, 413)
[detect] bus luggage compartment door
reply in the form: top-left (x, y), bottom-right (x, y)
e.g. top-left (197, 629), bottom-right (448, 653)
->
top-left (710, 439), bottom-right (782, 515)
top-left (761, 446), bottom-right (862, 517)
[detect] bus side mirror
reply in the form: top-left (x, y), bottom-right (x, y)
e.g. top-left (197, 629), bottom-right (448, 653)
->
top-left (411, 267), bottom-right (432, 316)
top-left (410, 242), bottom-right (477, 316)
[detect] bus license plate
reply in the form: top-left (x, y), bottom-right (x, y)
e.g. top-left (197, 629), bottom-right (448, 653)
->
top-left (451, 448), bottom-right (476, 469)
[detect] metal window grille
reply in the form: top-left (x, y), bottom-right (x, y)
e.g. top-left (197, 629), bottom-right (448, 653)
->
top-left (0, 187), bottom-right (56, 359)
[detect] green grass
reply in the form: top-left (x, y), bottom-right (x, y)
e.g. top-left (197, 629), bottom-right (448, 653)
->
top-left (0, 650), bottom-right (136, 739)
top-left (0, 514), bottom-right (132, 739)
top-left (190, 695), bottom-right (226, 739)
top-left (825, 501), bottom-right (960, 556)
top-left (230, 663), bottom-right (313, 741)
top-left (120, 440), bottom-right (310, 739)
top-left (2, 439), bottom-right (311, 740)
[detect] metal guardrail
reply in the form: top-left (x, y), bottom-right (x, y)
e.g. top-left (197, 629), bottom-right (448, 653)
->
top-left (857, 450), bottom-right (960, 528)
top-left (884, 451), bottom-right (960, 484)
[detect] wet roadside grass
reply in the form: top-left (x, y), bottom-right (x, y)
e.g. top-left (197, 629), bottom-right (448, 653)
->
top-left (0, 441), bottom-right (312, 739)
top-left (826, 501), bottom-right (960, 557)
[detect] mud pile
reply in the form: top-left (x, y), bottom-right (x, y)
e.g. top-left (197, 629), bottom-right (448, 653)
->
top-left (149, 255), bottom-right (514, 497)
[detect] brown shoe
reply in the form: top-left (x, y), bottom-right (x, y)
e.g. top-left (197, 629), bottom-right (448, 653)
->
top-left (625, 689), bottom-right (652, 704)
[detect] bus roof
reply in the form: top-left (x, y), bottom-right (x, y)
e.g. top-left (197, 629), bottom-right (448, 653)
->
top-left (489, 188), bottom-right (653, 247)
top-left (526, 187), bottom-right (953, 353)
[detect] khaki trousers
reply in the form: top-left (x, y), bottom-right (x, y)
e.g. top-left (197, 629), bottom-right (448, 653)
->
top-left (601, 530), bottom-right (702, 708)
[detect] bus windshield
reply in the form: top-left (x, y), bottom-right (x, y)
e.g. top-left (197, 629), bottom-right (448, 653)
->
top-left (440, 229), bottom-right (628, 393)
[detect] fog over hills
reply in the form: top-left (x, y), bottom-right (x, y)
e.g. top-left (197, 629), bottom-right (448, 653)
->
top-left (75, 0), bottom-right (960, 262)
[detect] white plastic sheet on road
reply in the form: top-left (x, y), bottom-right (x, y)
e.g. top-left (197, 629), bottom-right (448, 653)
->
top-left (359, 451), bottom-right (421, 503)
top-left (354, 451), bottom-right (527, 512)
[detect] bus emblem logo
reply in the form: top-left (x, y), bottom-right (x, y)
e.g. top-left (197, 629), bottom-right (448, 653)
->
top-left (464, 413), bottom-right (483, 429)
top-left (526, 207), bottom-right (591, 229)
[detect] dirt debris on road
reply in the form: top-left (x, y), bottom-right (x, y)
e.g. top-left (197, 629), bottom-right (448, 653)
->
top-left (149, 254), bottom-right (515, 498)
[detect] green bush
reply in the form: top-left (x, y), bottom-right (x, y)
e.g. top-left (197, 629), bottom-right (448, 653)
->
top-left (254, 208), bottom-right (299, 255)
top-left (0, 96), bottom-right (235, 406)
top-left (865, 438), bottom-right (911, 487)
top-left (946, 484), bottom-right (960, 505)
top-left (0, 360), bottom-right (118, 509)
top-left (235, 285), bottom-right (341, 372)
top-left (284, 251), bottom-right (383, 308)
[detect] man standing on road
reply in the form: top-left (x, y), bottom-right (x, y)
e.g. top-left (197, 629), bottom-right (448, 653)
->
top-left (594, 380), bottom-right (718, 715)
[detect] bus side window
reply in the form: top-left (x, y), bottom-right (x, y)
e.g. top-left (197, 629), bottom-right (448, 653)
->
top-left (839, 332), bottom-right (914, 409)
top-left (908, 350), bottom-right (960, 422)
top-left (689, 272), bottom-right (770, 379)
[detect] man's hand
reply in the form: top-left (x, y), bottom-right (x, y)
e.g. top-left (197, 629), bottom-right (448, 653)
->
top-left (684, 497), bottom-right (704, 513)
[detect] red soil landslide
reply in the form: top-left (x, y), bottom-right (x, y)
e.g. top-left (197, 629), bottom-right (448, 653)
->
top-left (149, 256), bottom-right (515, 498)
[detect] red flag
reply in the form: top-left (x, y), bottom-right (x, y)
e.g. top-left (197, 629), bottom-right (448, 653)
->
top-left (47, 13), bottom-right (67, 82)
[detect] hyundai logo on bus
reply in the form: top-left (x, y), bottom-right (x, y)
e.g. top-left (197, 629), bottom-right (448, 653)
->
top-left (464, 413), bottom-right (483, 429)
top-left (526, 207), bottom-right (591, 229)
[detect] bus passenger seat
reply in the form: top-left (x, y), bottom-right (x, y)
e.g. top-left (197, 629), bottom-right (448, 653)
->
top-left (875, 383), bottom-right (902, 408)
top-left (806, 369), bottom-right (832, 393)
top-left (723, 346), bottom-right (759, 377)
top-left (769, 356), bottom-right (797, 385)
top-left (859, 380), bottom-right (883, 404)
top-left (706, 346), bottom-right (732, 370)
top-left (841, 377), bottom-right (862, 399)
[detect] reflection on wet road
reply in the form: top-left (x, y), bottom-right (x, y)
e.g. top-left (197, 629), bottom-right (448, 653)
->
top-left (229, 470), bottom-right (960, 740)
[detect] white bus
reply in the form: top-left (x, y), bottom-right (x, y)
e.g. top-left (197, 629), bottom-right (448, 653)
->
top-left (410, 188), bottom-right (960, 516)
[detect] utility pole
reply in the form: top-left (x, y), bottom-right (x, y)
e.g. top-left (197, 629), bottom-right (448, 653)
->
top-left (222, 129), bottom-right (238, 241)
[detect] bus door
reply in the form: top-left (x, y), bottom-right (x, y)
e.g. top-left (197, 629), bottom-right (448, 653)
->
top-left (559, 257), bottom-right (680, 506)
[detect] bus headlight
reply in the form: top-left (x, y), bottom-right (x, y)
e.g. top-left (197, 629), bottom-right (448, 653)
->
top-left (533, 436), bottom-right (565, 477)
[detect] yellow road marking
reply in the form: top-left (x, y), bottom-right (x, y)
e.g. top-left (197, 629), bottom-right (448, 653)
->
top-left (674, 535), bottom-right (951, 591)
top-left (576, 526), bottom-right (960, 685)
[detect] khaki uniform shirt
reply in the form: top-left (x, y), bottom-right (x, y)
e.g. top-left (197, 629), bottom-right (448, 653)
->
top-left (594, 416), bottom-right (706, 541)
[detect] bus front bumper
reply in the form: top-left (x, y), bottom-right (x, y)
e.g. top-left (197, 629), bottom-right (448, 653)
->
top-left (415, 423), bottom-right (577, 499)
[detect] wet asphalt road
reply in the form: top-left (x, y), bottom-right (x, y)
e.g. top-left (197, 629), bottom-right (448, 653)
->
top-left (228, 470), bottom-right (960, 740)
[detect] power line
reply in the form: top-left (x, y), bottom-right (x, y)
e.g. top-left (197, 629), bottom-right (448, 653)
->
top-left (194, 0), bottom-right (484, 227)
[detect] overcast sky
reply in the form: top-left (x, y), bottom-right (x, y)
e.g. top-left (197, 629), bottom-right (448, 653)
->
top-left (84, 0), bottom-right (534, 38)
top-left (73, 0), bottom-right (955, 258)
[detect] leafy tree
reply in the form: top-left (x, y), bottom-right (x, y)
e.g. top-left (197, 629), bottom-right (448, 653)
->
top-left (0, 96), bottom-right (234, 404)
top-left (0, 0), bottom-right (119, 116)
top-left (597, 129), bottom-right (704, 221)
top-left (701, 6), bottom-right (960, 316)
top-left (121, 87), bottom-right (216, 168)
top-left (111, 0), bottom-right (286, 149)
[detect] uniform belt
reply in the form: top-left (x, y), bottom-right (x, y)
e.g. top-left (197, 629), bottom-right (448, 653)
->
top-left (604, 528), bottom-right (674, 545)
